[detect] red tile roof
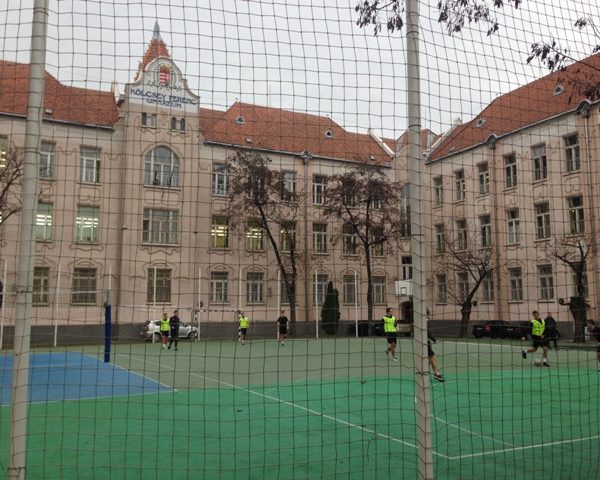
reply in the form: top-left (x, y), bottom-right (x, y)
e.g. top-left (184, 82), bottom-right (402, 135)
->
top-left (138, 38), bottom-right (171, 76)
top-left (0, 60), bottom-right (119, 127)
top-left (429, 52), bottom-right (600, 161)
top-left (198, 102), bottom-right (393, 164)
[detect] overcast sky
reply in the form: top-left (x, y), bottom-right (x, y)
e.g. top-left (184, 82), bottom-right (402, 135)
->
top-left (1, 0), bottom-right (598, 138)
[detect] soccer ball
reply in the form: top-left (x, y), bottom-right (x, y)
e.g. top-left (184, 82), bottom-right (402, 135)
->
top-left (534, 359), bottom-right (542, 367)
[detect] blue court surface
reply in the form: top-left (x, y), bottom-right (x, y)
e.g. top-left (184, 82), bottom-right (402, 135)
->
top-left (0, 351), bottom-right (169, 405)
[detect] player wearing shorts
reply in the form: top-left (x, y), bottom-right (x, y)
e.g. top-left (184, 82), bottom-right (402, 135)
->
top-left (383, 307), bottom-right (398, 362)
top-left (522, 310), bottom-right (549, 366)
top-left (238, 311), bottom-right (249, 345)
top-left (159, 312), bottom-right (170, 350)
top-left (277, 310), bottom-right (289, 345)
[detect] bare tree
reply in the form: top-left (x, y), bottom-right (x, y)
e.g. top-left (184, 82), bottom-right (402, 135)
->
top-left (323, 164), bottom-right (408, 329)
top-left (0, 144), bottom-right (24, 228)
top-left (546, 235), bottom-right (591, 342)
top-left (355, 0), bottom-right (521, 36)
top-left (222, 149), bottom-right (303, 328)
top-left (356, 1), bottom-right (600, 98)
top-left (434, 223), bottom-right (494, 337)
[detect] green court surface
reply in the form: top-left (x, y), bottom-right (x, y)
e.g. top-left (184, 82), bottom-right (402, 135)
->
top-left (1, 338), bottom-right (599, 479)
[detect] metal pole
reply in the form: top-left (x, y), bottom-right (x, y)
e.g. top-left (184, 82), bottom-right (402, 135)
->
top-left (0, 259), bottom-right (6, 350)
top-left (354, 269), bottom-right (358, 339)
top-left (314, 270), bottom-right (319, 339)
top-left (52, 262), bottom-right (60, 347)
top-left (9, 1), bottom-right (49, 478)
top-left (197, 267), bottom-right (201, 341)
top-left (152, 266), bottom-right (157, 343)
top-left (406, 0), bottom-right (433, 478)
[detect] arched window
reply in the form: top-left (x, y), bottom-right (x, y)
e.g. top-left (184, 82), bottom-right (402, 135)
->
top-left (144, 146), bottom-right (180, 187)
top-left (171, 117), bottom-right (177, 130)
top-left (179, 118), bottom-right (186, 132)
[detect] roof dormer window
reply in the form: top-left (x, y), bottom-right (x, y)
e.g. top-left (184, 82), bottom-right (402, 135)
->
top-left (476, 118), bottom-right (486, 128)
top-left (554, 85), bottom-right (565, 96)
top-left (236, 116), bottom-right (245, 125)
top-left (325, 129), bottom-right (333, 138)
top-left (245, 137), bottom-right (253, 144)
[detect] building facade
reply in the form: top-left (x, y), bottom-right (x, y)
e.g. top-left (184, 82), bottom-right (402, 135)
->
top-left (0, 25), bottom-right (412, 339)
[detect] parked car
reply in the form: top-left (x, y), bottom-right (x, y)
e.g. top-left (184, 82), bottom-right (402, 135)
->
top-left (472, 320), bottom-right (530, 339)
top-left (140, 320), bottom-right (198, 341)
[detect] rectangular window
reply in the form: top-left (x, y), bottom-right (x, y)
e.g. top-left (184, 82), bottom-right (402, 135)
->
top-left (212, 164), bottom-right (229, 196)
top-left (246, 272), bottom-right (264, 304)
top-left (147, 268), bottom-right (171, 303)
top-left (436, 274), bottom-right (447, 303)
top-left (246, 220), bottom-right (264, 251)
top-left (565, 134), bottom-right (580, 172)
top-left (480, 215), bottom-right (491, 248)
top-left (372, 276), bottom-right (386, 305)
top-left (371, 227), bottom-right (385, 256)
top-left (314, 273), bottom-right (328, 306)
top-left (478, 163), bottom-right (489, 195)
top-left (509, 267), bottom-right (523, 301)
top-left (72, 268), bottom-right (97, 305)
top-left (482, 273), bottom-right (494, 302)
top-left (371, 190), bottom-right (384, 210)
top-left (507, 209), bottom-right (520, 244)
top-left (342, 223), bottom-right (357, 255)
top-left (282, 171), bottom-right (296, 201)
top-left (456, 219), bottom-right (468, 250)
top-left (36, 202), bottom-right (53, 241)
top-left (401, 256), bottom-right (413, 280)
top-left (80, 147), bottom-right (100, 184)
top-left (280, 277), bottom-right (290, 305)
top-left (538, 265), bottom-right (554, 300)
top-left (568, 196), bottom-right (584, 234)
top-left (342, 179), bottom-right (356, 207)
top-left (0, 135), bottom-right (7, 169)
top-left (141, 112), bottom-right (157, 127)
top-left (435, 224), bottom-right (445, 254)
top-left (210, 271), bottom-right (228, 303)
top-left (143, 209), bottom-right (178, 245)
top-left (39, 141), bottom-right (54, 179)
top-left (280, 222), bottom-right (296, 252)
top-left (211, 216), bottom-right (229, 248)
top-left (343, 274), bottom-right (357, 305)
top-left (455, 170), bottom-right (465, 201)
top-left (457, 271), bottom-right (469, 302)
top-left (312, 175), bottom-right (326, 204)
top-left (535, 203), bottom-right (551, 240)
top-left (33, 266), bottom-right (50, 305)
top-left (532, 144), bottom-right (547, 181)
top-left (433, 176), bottom-right (443, 205)
top-left (144, 147), bottom-right (179, 187)
top-left (313, 223), bottom-right (328, 254)
top-left (75, 206), bottom-right (99, 243)
top-left (504, 153), bottom-right (517, 189)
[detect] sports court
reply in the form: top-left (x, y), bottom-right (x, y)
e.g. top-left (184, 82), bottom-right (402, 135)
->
top-left (1, 337), bottom-right (598, 479)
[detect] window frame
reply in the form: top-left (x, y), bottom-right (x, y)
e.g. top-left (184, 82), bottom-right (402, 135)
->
top-left (312, 175), bottom-right (326, 205)
top-left (36, 202), bottom-right (53, 242)
top-left (507, 209), bottom-right (520, 244)
top-left (509, 267), bottom-right (523, 301)
top-left (210, 271), bottom-right (229, 303)
top-left (33, 266), bottom-right (50, 305)
top-left (212, 164), bottom-right (229, 196)
top-left (372, 276), bottom-right (386, 305)
top-left (146, 268), bottom-right (171, 304)
top-left (535, 202), bottom-right (551, 240)
top-left (80, 147), bottom-right (101, 184)
top-left (504, 153), bottom-right (517, 189)
top-left (75, 206), bottom-right (99, 243)
top-left (312, 222), bottom-right (328, 254)
top-left (478, 162), bottom-right (489, 195)
top-left (143, 209), bottom-right (179, 245)
top-left (71, 267), bottom-right (97, 305)
top-left (454, 170), bottom-right (465, 202)
top-left (143, 146), bottom-right (180, 188)
top-left (565, 134), bottom-right (580, 172)
top-left (210, 216), bottom-right (229, 249)
top-left (246, 272), bottom-right (264, 304)
top-left (538, 264), bottom-right (554, 300)
top-left (39, 141), bottom-right (55, 179)
top-left (532, 144), bottom-right (548, 181)
top-left (568, 196), bottom-right (585, 234)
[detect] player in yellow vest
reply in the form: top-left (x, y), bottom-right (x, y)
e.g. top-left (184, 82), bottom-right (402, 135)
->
top-left (159, 312), bottom-right (170, 350)
top-left (522, 310), bottom-right (549, 366)
top-left (383, 307), bottom-right (398, 362)
top-left (238, 311), bottom-right (250, 344)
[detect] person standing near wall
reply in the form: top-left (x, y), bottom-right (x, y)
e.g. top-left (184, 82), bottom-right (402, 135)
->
top-left (544, 312), bottom-right (559, 350)
top-left (160, 312), bottom-right (170, 350)
top-left (168, 309), bottom-right (180, 351)
top-left (277, 310), bottom-right (289, 345)
top-left (239, 311), bottom-right (250, 345)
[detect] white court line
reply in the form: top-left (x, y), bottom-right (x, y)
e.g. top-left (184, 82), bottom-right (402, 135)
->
top-left (433, 416), bottom-right (514, 447)
top-left (447, 433), bottom-right (600, 460)
top-left (125, 353), bottom-right (451, 460)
